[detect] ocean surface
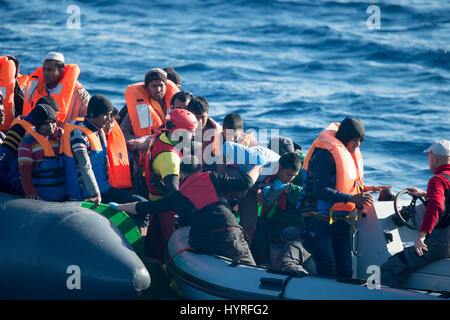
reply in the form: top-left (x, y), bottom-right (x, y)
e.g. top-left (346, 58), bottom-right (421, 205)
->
top-left (1, 0), bottom-right (449, 193)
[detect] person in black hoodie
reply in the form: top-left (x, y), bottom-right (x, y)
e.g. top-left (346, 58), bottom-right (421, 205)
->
top-left (113, 156), bottom-right (262, 265)
top-left (296, 118), bottom-right (376, 278)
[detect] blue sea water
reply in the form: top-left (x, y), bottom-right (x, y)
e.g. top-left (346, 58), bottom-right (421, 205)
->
top-left (1, 0), bottom-right (449, 192)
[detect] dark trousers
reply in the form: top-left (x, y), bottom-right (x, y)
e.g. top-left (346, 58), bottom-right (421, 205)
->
top-left (189, 227), bottom-right (256, 265)
top-left (304, 216), bottom-right (353, 278)
top-left (381, 226), bottom-right (450, 286)
top-left (145, 211), bottom-right (177, 261)
top-left (252, 211), bottom-right (305, 266)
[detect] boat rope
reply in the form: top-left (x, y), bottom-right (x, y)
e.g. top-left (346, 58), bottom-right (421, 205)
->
top-left (166, 246), bottom-right (194, 268)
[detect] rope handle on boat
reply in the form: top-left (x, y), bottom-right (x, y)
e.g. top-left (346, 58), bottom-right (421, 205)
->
top-left (166, 246), bottom-right (194, 267)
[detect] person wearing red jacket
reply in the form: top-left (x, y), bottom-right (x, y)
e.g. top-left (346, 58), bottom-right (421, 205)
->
top-left (381, 140), bottom-right (450, 287)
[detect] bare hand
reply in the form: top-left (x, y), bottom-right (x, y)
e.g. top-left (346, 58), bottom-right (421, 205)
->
top-left (407, 187), bottom-right (427, 198)
top-left (138, 226), bottom-right (147, 237)
top-left (350, 192), bottom-right (374, 207)
top-left (25, 193), bottom-right (42, 201)
top-left (414, 233), bottom-right (428, 256)
top-left (85, 194), bottom-right (102, 208)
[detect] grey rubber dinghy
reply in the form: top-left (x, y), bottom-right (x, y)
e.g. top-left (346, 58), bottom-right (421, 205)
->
top-left (166, 192), bottom-right (449, 300)
top-left (0, 192), bottom-right (150, 299)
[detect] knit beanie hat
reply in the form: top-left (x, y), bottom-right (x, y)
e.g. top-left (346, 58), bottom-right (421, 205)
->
top-left (87, 94), bottom-right (115, 118)
top-left (335, 118), bottom-right (365, 146)
top-left (30, 103), bottom-right (57, 128)
top-left (144, 68), bottom-right (167, 88)
top-left (35, 96), bottom-right (59, 112)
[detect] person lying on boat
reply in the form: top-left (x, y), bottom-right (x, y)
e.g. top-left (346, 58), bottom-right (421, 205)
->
top-left (0, 97), bottom-right (59, 196)
top-left (218, 140), bottom-right (301, 248)
top-left (252, 136), bottom-right (306, 267)
top-left (381, 140), bottom-right (450, 287)
top-left (296, 118), bottom-right (385, 279)
top-left (18, 102), bottom-right (65, 201)
top-left (112, 155), bottom-right (263, 265)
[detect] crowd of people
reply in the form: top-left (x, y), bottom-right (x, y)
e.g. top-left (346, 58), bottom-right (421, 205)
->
top-left (0, 52), bottom-right (449, 288)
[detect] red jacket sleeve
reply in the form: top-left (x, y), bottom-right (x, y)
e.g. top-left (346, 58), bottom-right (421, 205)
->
top-left (419, 175), bottom-right (447, 234)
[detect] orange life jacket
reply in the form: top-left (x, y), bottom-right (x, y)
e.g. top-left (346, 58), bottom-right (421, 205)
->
top-left (17, 74), bottom-right (29, 91)
top-left (0, 56), bottom-right (16, 132)
top-left (10, 117), bottom-right (35, 134)
top-left (303, 122), bottom-right (364, 212)
top-left (22, 64), bottom-right (80, 123)
top-left (107, 120), bottom-right (132, 189)
top-left (124, 80), bottom-right (179, 138)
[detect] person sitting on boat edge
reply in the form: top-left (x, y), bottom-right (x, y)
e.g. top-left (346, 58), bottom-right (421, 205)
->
top-left (144, 109), bottom-right (198, 261)
top-left (61, 94), bottom-right (149, 232)
top-left (22, 52), bottom-right (90, 124)
top-left (0, 97), bottom-right (59, 195)
top-left (187, 96), bottom-right (222, 170)
top-left (121, 68), bottom-right (179, 197)
top-left (296, 118), bottom-right (385, 279)
top-left (111, 155), bottom-right (262, 265)
top-left (380, 140), bottom-right (450, 287)
top-left (251, 136), bottom-right (306, 267)
top-left (18, 103), bottom-right (65, 201)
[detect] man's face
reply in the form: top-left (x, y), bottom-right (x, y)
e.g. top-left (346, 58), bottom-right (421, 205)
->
top-left (276, 167), bottom-right (299, 184)
top-left (195, 112), bottom-right (209, 130)
top-left (147, 79), bottom-right (166, 101)
top-left (43, 60), bottom-right (64, 88)
top-left (0, 98), bottom-right (4, 126)
top-left (103, 116), bottom-right (115, 135)
top-left (91, 111), bottom-right (112, 129)
top-left (346, 137), bottom-right (362, 154)
top-left (172, 98), bottom-right (190, 110)
top-left (37, 119), bottom-right (57, 137)
top-left (429, 153), bottom-right (438, 174)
